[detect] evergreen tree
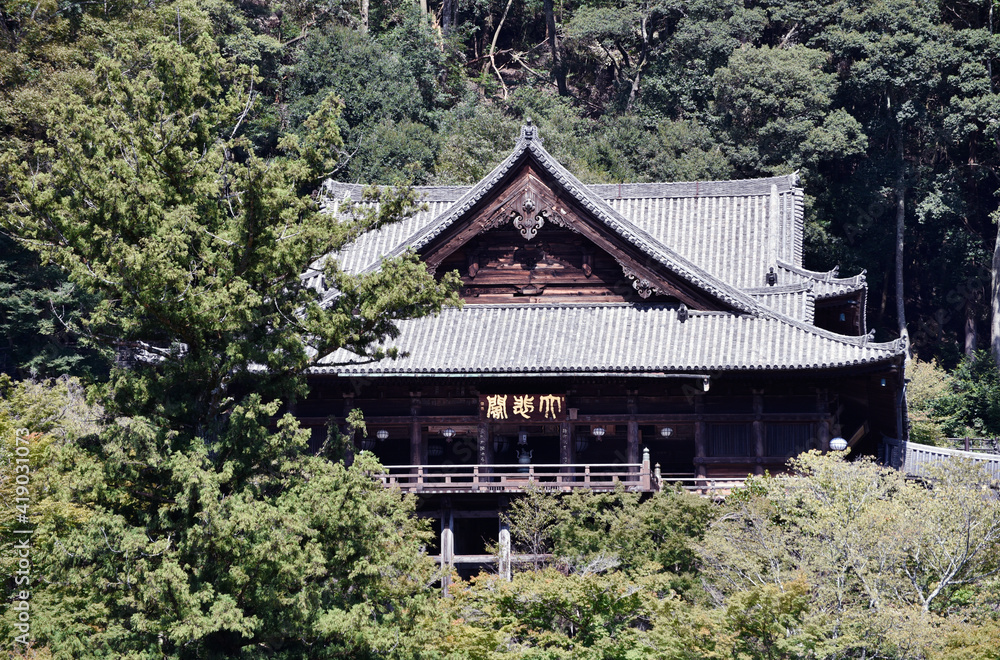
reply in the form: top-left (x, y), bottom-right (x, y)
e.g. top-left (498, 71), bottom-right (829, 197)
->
top-left (0, 1), bottom-right (459, 654)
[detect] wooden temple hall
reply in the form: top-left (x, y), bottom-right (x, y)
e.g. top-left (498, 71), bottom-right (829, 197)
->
top-left (298, 121), bottom-right (908, 570)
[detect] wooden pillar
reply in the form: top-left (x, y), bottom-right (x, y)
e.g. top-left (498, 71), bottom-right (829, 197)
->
top-left (816, 389), bottom-right (831, 452)
top-left (694, 396), bottom-right (707, 479)
top-left (560, 421), bottom-right (572, 483)
top-left (410, 392), bottom-right (424, 466)
top-left (753, 390), bottom-right (765, 475)
top-left (477, 422), bottom-right (490, 490)
top-left (627, 392), bottom-right (640, 467)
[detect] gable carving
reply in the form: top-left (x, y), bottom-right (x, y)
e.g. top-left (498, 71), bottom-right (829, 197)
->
top-left (511, 211), bottom-right (543, 240)
top-left (620, 265), bottom-right (666, 299)
top-left (419, 159), bottom-right (733, 311)
top-left (478, 180), bottom-right (577, 241)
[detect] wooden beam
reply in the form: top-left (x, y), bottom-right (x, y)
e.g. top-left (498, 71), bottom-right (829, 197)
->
top-left (415, 510), bottom-right (501, 519)
top-left (847, 421), bottom-right (870, 448)
top-left (694, 456), bottom-right (790, 465)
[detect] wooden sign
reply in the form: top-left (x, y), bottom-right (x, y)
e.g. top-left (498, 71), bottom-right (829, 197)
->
top-left (479, 394), bottom-right (567, 422)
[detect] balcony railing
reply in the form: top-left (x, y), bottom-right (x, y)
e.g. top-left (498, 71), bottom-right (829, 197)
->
top-left (374, 463), bottom-right (747, 495)
top-left (903, 441), bottom-right (1000, 480)
top-left (375, 463), bottom-right (651, 493)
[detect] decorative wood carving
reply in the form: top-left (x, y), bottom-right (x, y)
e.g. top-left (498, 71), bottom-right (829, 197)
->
top-left (421, 160), bottom-right (729, 311)
top-left (540, 209), bottom-right (577, 233)
top-left (521, 188), bottom-right (536, 215)
top-left (476, 179), bottom-right (579, 243)
top-left (620, 266), bottom-right (665, 299)
top-left (512, 210), bottom-right (544, 240)
top-left (479, 195), bottom-right (520, 230)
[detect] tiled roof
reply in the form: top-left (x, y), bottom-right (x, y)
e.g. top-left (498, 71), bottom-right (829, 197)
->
top-left (745, 284), bottom-right (815, 323)
top-left (309, 193), bottom-right (452, 286)
top-left (306, 126), bottom-right (896, 377)
top-left (312, 173), bottom-right (839, 296)
top-left (776, 260), bottom-right (866, 299)
top-left (312, 303), bottom-right (904, 376)
top-left (363, 133), bottom-right (761, 314)
top-left (604, 178), bottom-right (802, 289)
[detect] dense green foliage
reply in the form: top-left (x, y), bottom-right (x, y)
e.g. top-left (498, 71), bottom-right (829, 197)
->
top-left (2, 0), bottom-right (1000, 656)
top-left (907, 352), bottom-right (1000, 441)
top-left (3, 0), bottom-right (999, 367)
top-left (427, 452), bottom-right (1000, 660)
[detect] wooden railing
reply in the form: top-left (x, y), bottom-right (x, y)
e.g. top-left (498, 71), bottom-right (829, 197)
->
top-left (374, 463), bottom-right (746, 495)
top-left (942, 437), bottom-right (1000, 454)
top-left (903, 441), bottom-right (1000, 480)
top-left (375, 463), bottom-right (652, 493)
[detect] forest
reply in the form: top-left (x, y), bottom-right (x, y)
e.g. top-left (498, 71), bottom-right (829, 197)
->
top-left (1, 0), bottom-right (1000, 657)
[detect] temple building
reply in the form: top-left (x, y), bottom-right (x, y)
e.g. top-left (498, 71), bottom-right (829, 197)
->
top-left (296, 122), bottom-right (907, 568)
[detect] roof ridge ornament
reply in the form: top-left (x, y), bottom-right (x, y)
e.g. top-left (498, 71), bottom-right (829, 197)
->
top-left (520, 118), bottom-right (541, 143)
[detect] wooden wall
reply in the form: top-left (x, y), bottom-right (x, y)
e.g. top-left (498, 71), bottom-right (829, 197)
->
top-left (437, 226), bottom-right (675, 304)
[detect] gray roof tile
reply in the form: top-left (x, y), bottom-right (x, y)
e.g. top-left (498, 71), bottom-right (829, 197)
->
top-left (313, 303), bottom-right (904, 376)
top-left (745, 284), bottom-right (815, 323)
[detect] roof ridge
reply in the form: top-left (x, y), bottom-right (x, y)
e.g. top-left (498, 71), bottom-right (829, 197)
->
top-left (762, 303), bottom-right (902, 351)
top-left (324, 174), bottom-right (798, 194)
top-left (744, 283), bottom-right (814, 294)
top-left (455, 302), bottom-right (669, 309)
top-left (777, 259), bottom-right (866, 286)
top-left (324, 181), bottom-right (474, 204)
top-left (588, 174), bottom-right (799, 199)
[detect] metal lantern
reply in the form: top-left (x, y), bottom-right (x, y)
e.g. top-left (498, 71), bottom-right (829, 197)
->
top-left (829, 437), bottom-right (848, 451)
top-left (592, 426), bottom-right (606, 438)
top-left (359, 437), bottom-right (376, 452)
top-left (493, 435), bottom-right (510, 454)
top-left (376, 429), bottom-right (389, 441)
top-left (427, 443), bottom-right (444, 458)
top-left (574, 435), bottom-right (589, 454)
top-left (659, 427), bottom-right (673, 438)
top-left (442, 427), bottom-right (457, 440)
